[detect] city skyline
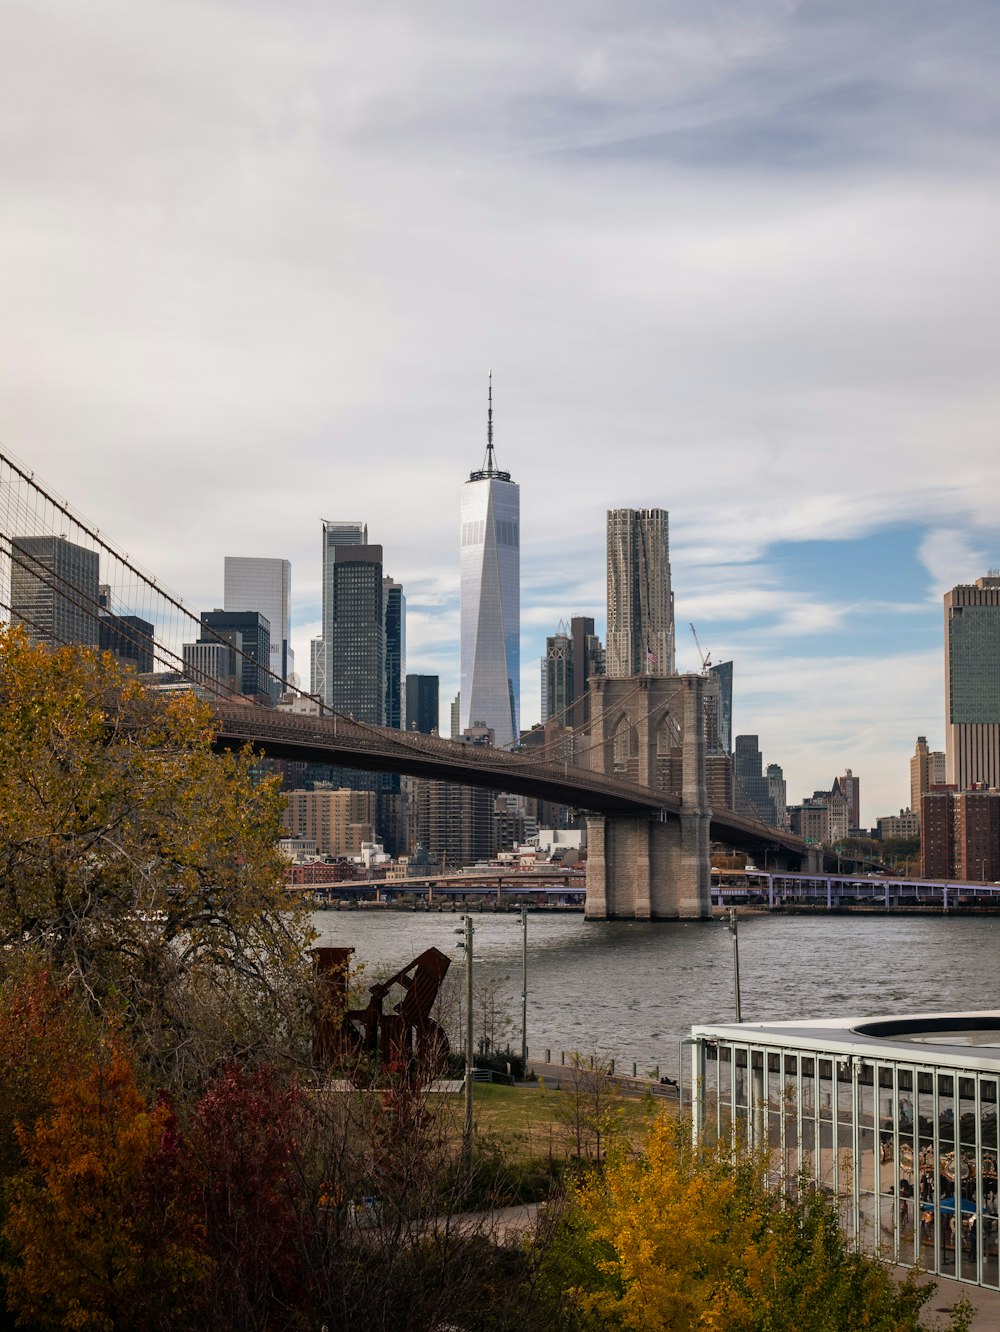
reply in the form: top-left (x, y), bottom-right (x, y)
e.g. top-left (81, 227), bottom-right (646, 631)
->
top-left (2, 3), bottom-right (1000, 821)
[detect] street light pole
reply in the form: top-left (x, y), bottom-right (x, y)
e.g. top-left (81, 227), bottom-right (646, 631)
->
top-left (727, 907), bottom-right (742, 1022)
top-left (520, 904), bottom-right (528, 1070)
top-left (464, 914), bottom-right (474, 1163)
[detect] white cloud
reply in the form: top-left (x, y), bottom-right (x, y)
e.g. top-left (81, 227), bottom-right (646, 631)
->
top-left (918, 529), bottom-right (991, 601)
top-left (1, 1), bottom-right (999, 812)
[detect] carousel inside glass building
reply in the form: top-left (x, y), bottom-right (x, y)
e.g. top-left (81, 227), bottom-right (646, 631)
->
top-left (690, 1012), bottom-right (1000, 1288)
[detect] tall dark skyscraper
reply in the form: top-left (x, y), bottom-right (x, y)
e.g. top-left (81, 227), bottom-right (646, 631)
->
top-left (11, 535), bottom-right (100, 649)
top-left (383, 577), bottom-right (405, 730)
top-left (542, 616), bottom-right (604, 729)
top-left (325, 545), bottom-right (384, 724)
top-left (199, 609), bottom-right (272, 700)
top-left (460, 378), bottom-right (519, 748)
top-left (606, 508), bottom-right (675, 678)
top-left (707, 660), bottom-right (733, 754)
top-left (406, 674), bottom-right (439, 735)
top-left (316, 520), bottom-right (368, 706)
top-left (945, 573), bottom-right (1000, 791)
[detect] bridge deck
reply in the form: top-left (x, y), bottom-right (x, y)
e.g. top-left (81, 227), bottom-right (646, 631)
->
top-left (213, 702), bottom-right (808, 857)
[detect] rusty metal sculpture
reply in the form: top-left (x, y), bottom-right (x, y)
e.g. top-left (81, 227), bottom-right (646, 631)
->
top-left (312, 945), bottom-right (451, 1078)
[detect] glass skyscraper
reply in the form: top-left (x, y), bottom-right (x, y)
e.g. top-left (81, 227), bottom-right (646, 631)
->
top-left (460, 382), bottom-right (519, 748)
top-left (945, 573), bottom-right (1000, 791)
top-left (11, 535), bottom-right (100, 649)
top-left (223, 556), bottom-right (292, 689)
top-left (325, 544), bottom-right (384, 723)
top-left (318, 521), bottom-right (367, 713)
top-left (383, 577), bottom-right (405, 730)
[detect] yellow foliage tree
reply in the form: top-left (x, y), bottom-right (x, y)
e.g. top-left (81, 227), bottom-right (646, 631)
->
top-left (562, 1115), bottom-right (952, 1332)
top-left (0, 627), bottom-right (313, 1081)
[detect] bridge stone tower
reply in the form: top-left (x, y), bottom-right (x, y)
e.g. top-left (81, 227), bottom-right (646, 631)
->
top-left (584, 673), bottom-right (711, 920)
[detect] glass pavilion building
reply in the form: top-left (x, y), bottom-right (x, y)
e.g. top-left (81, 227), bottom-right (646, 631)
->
top-left (690, 1012), bottom-right (1000, 1289)
top-left (459, 381), bottom-right (519, 749)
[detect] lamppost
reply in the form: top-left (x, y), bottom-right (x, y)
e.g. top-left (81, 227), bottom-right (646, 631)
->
top-left (726, 907), bottom-right (742, 1022)
top-left (455, 917), bottom-right (475, 1167)
top-left (520, 904), bottom-right (528, 1070)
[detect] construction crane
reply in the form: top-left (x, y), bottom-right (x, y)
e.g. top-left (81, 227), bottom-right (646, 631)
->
top-left (689, 623), bottom-right (711, 674)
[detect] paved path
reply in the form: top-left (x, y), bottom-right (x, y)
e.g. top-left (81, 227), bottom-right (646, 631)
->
top-left (891, 1267), bottom-right (1000, 1330)
top-left (526, 1058), bottom-right (680, 1102)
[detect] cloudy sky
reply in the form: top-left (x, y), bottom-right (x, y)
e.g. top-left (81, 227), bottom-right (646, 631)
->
top-left (2, 0), bottom-right (999, 823)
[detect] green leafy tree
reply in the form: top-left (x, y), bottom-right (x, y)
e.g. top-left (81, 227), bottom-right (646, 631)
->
top-left (552, 1052), bottom-right (624, 1165)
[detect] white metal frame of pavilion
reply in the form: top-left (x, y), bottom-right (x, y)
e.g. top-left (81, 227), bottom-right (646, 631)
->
top-left (690, 1012), bottom-right (1000, 1289)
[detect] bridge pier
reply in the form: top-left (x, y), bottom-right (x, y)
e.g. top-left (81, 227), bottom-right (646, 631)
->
top-left (585, 673), bottom-right (712, 921)
top-left (585, 810), bottom-right (711, 920)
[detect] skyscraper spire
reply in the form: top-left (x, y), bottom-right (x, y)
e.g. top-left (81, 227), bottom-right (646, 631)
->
top-left (486, 369), bottom-right (494, 466)
top-left (470, 370), bottom-right (510, 482)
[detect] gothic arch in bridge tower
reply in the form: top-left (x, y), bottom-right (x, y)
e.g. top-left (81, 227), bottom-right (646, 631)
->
top-left (611, 713), bottom-right (637, 776)
top-left (655, 711), bottom-right (683, 793)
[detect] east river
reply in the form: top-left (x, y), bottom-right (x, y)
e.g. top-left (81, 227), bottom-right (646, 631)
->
top-left (309, 908), bottom-right (1000, 1081)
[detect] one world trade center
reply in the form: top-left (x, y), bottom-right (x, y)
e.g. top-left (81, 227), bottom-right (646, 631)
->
top-left (459, 377), bottom-right (519, 749)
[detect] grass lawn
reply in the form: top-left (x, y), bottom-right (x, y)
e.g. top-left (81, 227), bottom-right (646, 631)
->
top-left (472, 1080), bottom-right (670, 1163)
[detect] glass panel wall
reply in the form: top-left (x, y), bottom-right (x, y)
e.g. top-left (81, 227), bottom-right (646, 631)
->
top-left (693, 1035), bottom-right (1000, 1290)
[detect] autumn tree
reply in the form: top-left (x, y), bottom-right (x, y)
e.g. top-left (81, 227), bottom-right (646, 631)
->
top-left (2, 1037), bottom-right (205, 1331)
top-left (0, 627), bottom-right (314, 1085)
top-left (550, 1114), bottom-right (968, 1332)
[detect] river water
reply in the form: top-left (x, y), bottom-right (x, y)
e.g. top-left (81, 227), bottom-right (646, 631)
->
top-left (310, 908), bottom-right (1000, 1080)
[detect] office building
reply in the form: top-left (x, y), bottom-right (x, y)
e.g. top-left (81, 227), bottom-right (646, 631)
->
top-left (199, 609), bottom-right (272, 700)
top-left (945, 574), bottom-right (1000, 791)
top-left (224, 557), bottom-right (292, 689)
top-left (911, 736), bottom-right (946, 814)
top-left (833, 769), bottom-right (860, 833)
top-left (322, 543), bottom-right (384, 722)
top-left (383, 578), bottom-right (405, 730)
top-left (460, 378), bottom-right (519, 748)
top-left (766, 763), bottom-right (787, 829)
top-left (707, 661), bottom-right (733, 754)
top-left (10, 535), bottom-right (100, 649)
top-left (310, 638), bottom-right (326, 702)
top-left (98, 586), bottom-right (154, 672)
top-left (542, 623), bottom-right (571, 724)
top-left (281, 788), bottom-right (376, 858)
top-left (316, 521), bottom-right (367, 710)
top-left (606, 508), bottom-right (675, 678)
top-left (732, 735), bottom-right (778, 827)
top-left (406, 675), bottom-right (439, 735)
top-left (706, 754), bottom-right (734, 814)
top-left (542, 616), bottom-right (604, 729)
top-left (182, 640), bottom-right (239, 694)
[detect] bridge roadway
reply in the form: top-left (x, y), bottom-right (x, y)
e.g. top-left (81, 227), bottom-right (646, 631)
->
top-left (212, 701), bottom-right (809, 861)
top-left (298, 867), bottom-right (1000, 913)
top-left (718, 869), bottom-right (1000, 912)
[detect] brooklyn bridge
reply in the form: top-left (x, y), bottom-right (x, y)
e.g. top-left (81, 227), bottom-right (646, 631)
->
top-left (0, 447), bottom-right (814, 920)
